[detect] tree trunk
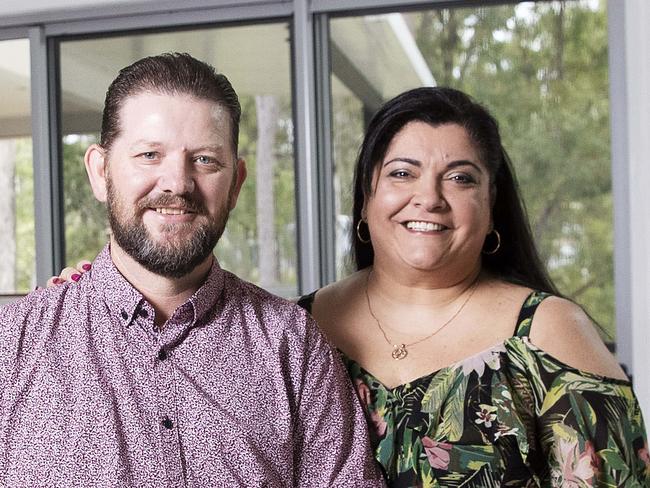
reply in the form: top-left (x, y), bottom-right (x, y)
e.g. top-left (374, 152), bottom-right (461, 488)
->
top-left (255, 95), bottom-right (279, 289)
top-left (554, 3), bottom-right (565, 80)
top-left (437, 10), bottom-right (460, 85)
top-left (0, 139), bottom-right (17, 292)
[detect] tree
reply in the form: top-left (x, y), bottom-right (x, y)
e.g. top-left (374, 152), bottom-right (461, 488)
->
top-left (412, 1), bottom-right (614, 338)
top-left (255, 95), bottom-right (280, 289)
top-left (331, 1), bottom-right (614, 337)
top-left (62, 135), bottom-right (109, 266)
top-left (0, 139), bottom-right (17, 292)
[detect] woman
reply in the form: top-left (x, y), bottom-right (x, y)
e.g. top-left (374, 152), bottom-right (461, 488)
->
top-left (55, 87), bottom-right (648, 486)
top-left (297, 87), bottom-right (648, 486)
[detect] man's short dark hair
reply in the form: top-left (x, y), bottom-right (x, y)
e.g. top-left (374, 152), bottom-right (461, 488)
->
top-left (100, 52), bottom-right (241, 154)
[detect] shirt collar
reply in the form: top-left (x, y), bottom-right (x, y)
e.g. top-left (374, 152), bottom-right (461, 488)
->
top-left (89, 244), bottom-right (226, 327)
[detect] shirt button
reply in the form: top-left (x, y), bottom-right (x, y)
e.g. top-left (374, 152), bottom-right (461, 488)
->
top-left (139, 308), bottom-right (149, 318)
top-left (158, 348), bottom-right (168, 361)
top-left (162, 417), bottom-right (174, 429)
top-left (120, 310), bottom-right (128, 320)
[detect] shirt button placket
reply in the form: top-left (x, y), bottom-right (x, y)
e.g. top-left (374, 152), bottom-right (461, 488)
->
top-left (154, 345), bottom-right (185, 486)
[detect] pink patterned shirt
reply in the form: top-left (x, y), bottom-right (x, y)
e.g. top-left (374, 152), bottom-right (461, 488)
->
top-left (0, 246), bottom-right (384, 487)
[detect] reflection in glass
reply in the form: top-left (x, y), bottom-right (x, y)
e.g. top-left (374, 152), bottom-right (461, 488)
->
top-left (329, 1), bottom-right (614, 337)
top-left (59, 23), bottom-right (297, 296)
top-left (0, 39), bottom-right (35, 293)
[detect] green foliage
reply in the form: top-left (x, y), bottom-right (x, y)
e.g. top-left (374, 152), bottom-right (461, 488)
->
top-left (62, 134), bottom-right (109, 266)
top-left (332, 89), bottom-right (365, 277)
top-left (16, 1), bottom-right (613, 325)
top-left (215, 95), bottom-right (297, 292)
top-left (14, 138), bottom-right (36, 291)
top-left (334, 1), bottom-right (614, 336)
top-left (333, 2), bottom-right (613, 336)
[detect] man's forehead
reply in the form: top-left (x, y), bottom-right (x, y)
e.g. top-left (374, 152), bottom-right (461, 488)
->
top-left (115, 91), bottom-right (232, 139)
top-left (119, 90), bottom-right (227, 115)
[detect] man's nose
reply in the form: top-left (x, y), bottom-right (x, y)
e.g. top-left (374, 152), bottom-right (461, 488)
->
top-left (158, 157), bottom-right (195, 195)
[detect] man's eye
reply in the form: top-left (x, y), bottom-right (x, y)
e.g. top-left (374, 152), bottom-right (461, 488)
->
top-left (141, 152), bottom-right (158, 160)
top-left (195, 155), bottom-right (214, 165)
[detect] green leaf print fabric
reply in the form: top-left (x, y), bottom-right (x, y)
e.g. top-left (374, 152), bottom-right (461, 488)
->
top-left (298, 291), bottom-right (650, 487)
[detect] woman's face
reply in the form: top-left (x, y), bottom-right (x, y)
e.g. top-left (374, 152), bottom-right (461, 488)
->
top-left (364, 121), bottom-right (492, 277)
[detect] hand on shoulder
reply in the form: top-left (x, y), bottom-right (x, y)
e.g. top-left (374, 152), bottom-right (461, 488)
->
top-left (528, 296), bottom-right (628, 381)
top-left (46, 261), bottom-right (92, 288)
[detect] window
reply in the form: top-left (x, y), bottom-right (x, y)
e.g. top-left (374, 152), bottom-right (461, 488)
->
top-left (58, 22), bottom-right (297, 296)
top-left (329, 1), bottom-right (614, 338)
top-left (0, 38), bottom-right (35, 294)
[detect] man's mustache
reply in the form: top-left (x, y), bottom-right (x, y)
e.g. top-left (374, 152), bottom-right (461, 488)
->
top-left (136, 193), bottom-right (207, 214)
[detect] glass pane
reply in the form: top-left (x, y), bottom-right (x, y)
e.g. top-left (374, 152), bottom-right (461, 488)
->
top-left (330, 1), bottom-right (615, 339)
top-left (0, 39), bottom-right (35, 294)
top-left (59, 22), bottom-right (297, 297)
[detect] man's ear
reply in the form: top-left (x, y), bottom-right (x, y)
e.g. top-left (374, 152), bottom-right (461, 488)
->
top-left (84, 144), bottom-right (108, 202)
top-left (228, 157), bottom-right (247, 210)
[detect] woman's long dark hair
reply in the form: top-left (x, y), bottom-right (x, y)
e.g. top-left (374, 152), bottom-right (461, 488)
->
top-left (351, 87), bottom-right (559, 295)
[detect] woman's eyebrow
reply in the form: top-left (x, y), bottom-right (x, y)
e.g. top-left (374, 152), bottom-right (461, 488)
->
top-left (383, 157), bottom-right (421, 167)
top-left (446, 160), bottom-right (484, 173)
top-left (383, 157), bottom-right (484, 174)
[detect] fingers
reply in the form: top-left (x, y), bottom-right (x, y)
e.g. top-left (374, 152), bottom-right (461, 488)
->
top-left (46, 276), bottom-right (64, 288)
top-left (76, 260), bottom-right (92, 274)
top-left (44, 261), bottom-right (92, 288)
top-left (59, 266), bottom-right (84, 283)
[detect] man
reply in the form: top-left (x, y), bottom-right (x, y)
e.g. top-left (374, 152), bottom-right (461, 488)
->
top-left (0, 53), bottom-right (383, 487)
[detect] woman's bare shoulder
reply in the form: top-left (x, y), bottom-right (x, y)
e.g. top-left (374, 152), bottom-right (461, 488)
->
top-left (313, 271), bottom-right (365, 307)
top-left (529, 296), bottom-right (627, 380)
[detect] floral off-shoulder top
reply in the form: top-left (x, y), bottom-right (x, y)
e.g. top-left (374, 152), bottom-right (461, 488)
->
top-left (298, 291), bottom-right (649, 487)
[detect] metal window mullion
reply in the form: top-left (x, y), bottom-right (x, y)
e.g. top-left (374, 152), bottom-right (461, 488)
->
top-left (309, 0), bottom-right (521, 15)
top-left (43, 3), bottom-right (292, 37)
top-left (292, 0), bottom-right (322, 294)
top-left (314, 13), bottom-right (337, 286)
top-left (2, 0), bottom-right (288, 30)
top-left (0, 26), bottom-right (29, 40)
top-left (30, 27), bottom-right (64, 285)
top-left (607, 2), bottom-right (631, 372)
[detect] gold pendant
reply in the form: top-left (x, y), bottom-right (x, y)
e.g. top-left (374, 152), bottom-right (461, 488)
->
top-left (392, 344), bottom-right (408, 360)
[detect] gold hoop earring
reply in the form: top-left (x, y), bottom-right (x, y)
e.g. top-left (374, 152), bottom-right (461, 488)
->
top-left (356, 220), bottom-right (371, 244)
top-left (482, 229), bottom-right (501, 255)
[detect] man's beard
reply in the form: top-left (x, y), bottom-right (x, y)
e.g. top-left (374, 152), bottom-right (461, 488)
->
top-left (106, 177), bottom-right (231, 279)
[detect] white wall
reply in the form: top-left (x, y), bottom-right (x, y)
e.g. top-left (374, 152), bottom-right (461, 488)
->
top-left (618, 0), bottom-right (650, 420)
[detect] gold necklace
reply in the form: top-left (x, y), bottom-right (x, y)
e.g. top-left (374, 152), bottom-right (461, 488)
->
top-left (364, 271), bottom-right (479, 360)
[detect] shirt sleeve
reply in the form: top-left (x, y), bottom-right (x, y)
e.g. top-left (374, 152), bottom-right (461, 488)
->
top-left (292, 313), bottom-right (386, 487)
top-left (0, 297), bottom-right (33, 393)
top-left (535, 368), bottom-right (649, 486)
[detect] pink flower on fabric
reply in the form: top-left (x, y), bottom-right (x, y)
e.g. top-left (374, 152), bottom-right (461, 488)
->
top-left (370, 410), bottom-right (387, 438)
top-left (354, 379), bottom-right (372, 411)
top-left (422, 437), bottom-right (452, 470)
top-left (474, 404), bottom-right (498, 428)
top-left (584, 441), bottom-right (601, 473)
top-left (639, 441), bottom-right (650, 474)
top-left (556, 438), bottom-right (596, 487)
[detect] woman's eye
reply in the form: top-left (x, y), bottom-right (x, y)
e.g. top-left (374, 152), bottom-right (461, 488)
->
top-left (448, 173), bottom-right (475, 184)
top-left (141, 151), bottom-right (158, 160)
top-left (389, 170), bottom-right (411, 178)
